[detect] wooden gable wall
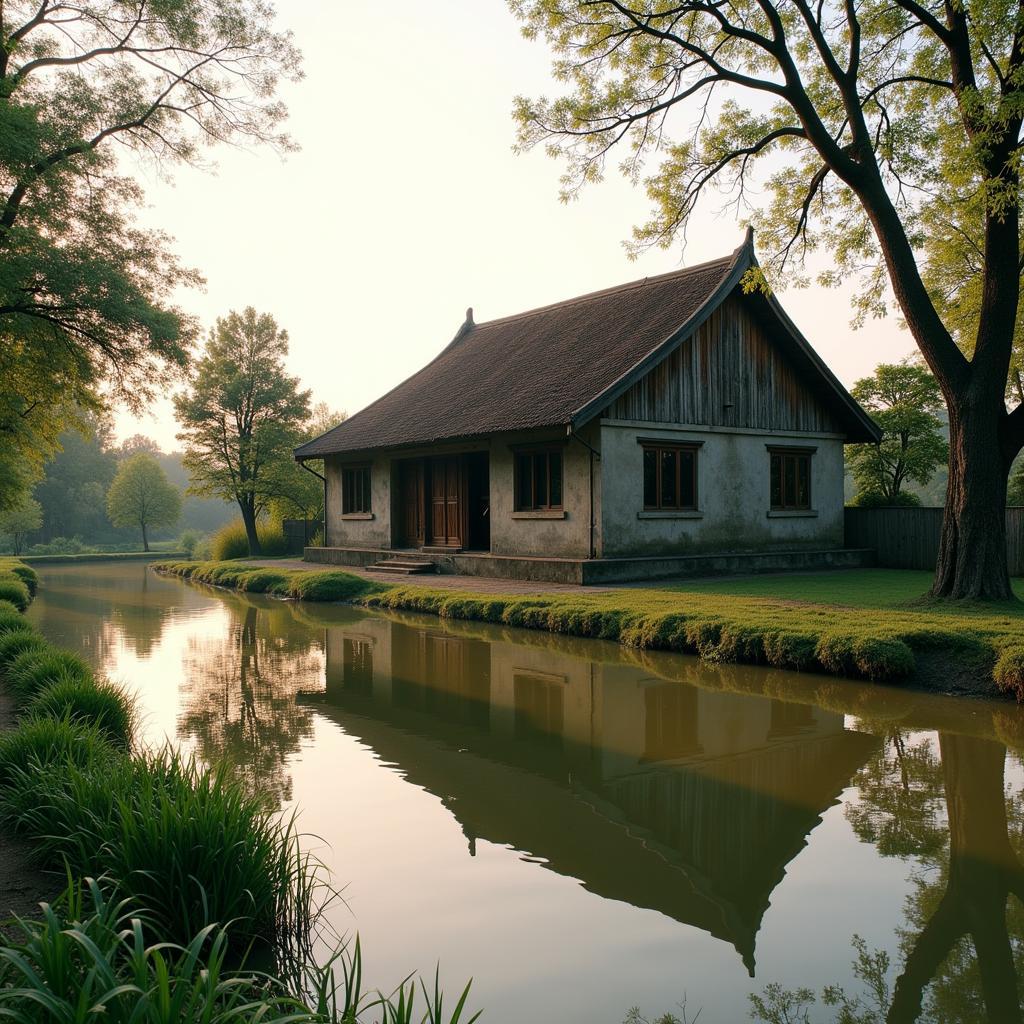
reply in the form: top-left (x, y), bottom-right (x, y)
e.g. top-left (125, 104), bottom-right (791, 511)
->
top-left (601, 292), bottom-right (844, 434)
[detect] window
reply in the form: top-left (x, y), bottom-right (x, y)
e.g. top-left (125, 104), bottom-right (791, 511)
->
top-left (341, 465), bottom-right (371, 514)
top-left (642, 443), bottom-right (698, 510)
top-left (514, 449), bottom-right (563, 511)
top-left (769, 448), bottom-right (812, 510)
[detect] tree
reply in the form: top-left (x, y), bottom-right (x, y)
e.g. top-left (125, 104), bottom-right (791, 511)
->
top-left (848, 363), bottom-right (949, 503)
top-left (174, 308), bottom-right (311, 556)
top-left (33, 411), bottom-right (119, 543)
top-left (0, 1), bottom-right (301, 508)
top-left (511, 0), bottom-right (1024, 599)
top-left (106, 453), bottom-right (182, 551)
top-left (1010, 460), bottom-right (1024, 506)
top-left (0, 494), bottom-right (41, 554)
top-left (267, 402), bottom-right (346, 523)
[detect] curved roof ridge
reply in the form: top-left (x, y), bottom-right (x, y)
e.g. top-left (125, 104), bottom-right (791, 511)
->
top-left (474, 252), bottom-right (736, 331)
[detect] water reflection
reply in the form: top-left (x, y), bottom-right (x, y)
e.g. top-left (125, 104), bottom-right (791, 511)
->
top-left (26, 566), bottom-right (1024, 1022)
top-left (179, 604), bottom-right (321, 804)
top-left (849, 732), bottom-right (1024, 1023)
top-left (300, 612), bottom-right (880, 975)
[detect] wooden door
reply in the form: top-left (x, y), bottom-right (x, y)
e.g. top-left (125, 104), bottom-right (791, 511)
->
top-left (398, 460), bottom-right (424, 547)
top-left (429, 456), bottom-right (462, 547)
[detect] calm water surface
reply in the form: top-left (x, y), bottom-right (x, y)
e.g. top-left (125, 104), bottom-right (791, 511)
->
top-left (27, 563), bottom-right (1024, 1023)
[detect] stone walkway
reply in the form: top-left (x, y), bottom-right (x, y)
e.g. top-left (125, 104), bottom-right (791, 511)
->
top-left (242, 558), bottom-right (613, 594)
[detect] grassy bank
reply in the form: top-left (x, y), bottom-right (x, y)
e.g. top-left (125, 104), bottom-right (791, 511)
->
top-left (0, 560), bottom-right (481, 1023)
top-left (153, 560), bottom-right (1024, 698)
top-left (17, 549), bottom-right (187, 564)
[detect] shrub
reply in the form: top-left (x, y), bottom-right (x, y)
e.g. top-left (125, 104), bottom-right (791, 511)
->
top-left (210, 519), bottom-right (290, 561)
top-left (0, 607), bottom-right (33, 638)
top-left (177, 528), bottom-right (204, 558)
top-left (28, 535), bottom-right (86, 555)
top-left (1, 748), bottom-right (322, 951)
top-left (850, 637), bottom-right (915, 681)
top-left (239, 569), bottom-right (292, 594)
top-left (0, 716), bottom-right (113, 788)
top-left (1, 562), bottom-right (38, 596)
top-left (5, 649), bottom-right (94, 707)
top-left (287, 571), bottom-right (374, 603)
top-left (851, 490), bottom-right (922, 508)
top-left (994, 646), bottom-right (1024, 701)
top-left (0, 631), bottom-right (49, 669)
top-left (0, 575), bottom-right (30, 612)
top-left (210, 520), bottom-right (250, 561)
top-left (26, 677), bottom-right (135, 747)
top-left (0, 878), bottom-right (308, 1023)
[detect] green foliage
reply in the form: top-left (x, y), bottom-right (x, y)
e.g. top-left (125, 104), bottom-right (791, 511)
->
top-left (994, 646), bottom-right (1024, 701)
top-left (0, 574), bottom-right (30, 611)
top-left (106, 452), bottom-right (182, 552)
top-left (174, 308), bottom-right (311, 556)
top-left (0, 3), bottom-right (301, 514)
top-left (209, 518), bottom-right (289, 561)
top-left (286, 571), bottom-right (376, 603)
top-left (0, 630), bottom-right (48, 669)
top-left (852, 490), bottom-right (922, 508)
top-left (5, 649), bottom-right (95, 708)
top-left (0, 495), bottom-right (42, 554)
top-left (1010, 461), bottom-right (1024, 506)
top-left (0, 877), bottom-right (480, 1024)
top-left (178, 528), bottom-right (204, 558)
top-left (0, 746), bottom-right (321, 952)
top-left (268, 401), bottom-right (346, 523)
top-left (0, 879), bottom-right (304, 1024)
top-left (847, 364), bottom-right (949, 503)
top-left (3, 561), bottom-right (38, 595)
top-left (26, 678), bottom-right (135, 748)
top-left (0, 608), bottom-right (32, 638)
top-left (0, 717), bottom-right (113, 789)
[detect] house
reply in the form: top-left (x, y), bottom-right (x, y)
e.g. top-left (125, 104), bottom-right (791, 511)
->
top-left (295, 232), bottom-right (880, 583)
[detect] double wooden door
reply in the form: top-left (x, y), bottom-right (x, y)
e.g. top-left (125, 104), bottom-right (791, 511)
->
top-left (397, 454), bottom-right (488, 551)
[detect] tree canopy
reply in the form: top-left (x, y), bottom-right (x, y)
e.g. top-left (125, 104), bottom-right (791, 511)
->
top-left (106, 452), bottom-right (182, 551)
top-left (0, 1), bottom-right (301, 508)
top-left (174, 307), bottom-right (311, 556)
top-left (848, 363), bottom-right (949, 503)
top-left (511, 0), bottom-right (1024, 599)
top-left (0, 493), bottom-right (41, 555)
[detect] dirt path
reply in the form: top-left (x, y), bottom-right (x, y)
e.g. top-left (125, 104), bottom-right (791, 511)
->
top-left (0, 688), bottom-right (52, 935)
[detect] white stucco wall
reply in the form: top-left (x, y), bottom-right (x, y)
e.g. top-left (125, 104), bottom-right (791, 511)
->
top-left (598, 420), bottom-right (846, 557)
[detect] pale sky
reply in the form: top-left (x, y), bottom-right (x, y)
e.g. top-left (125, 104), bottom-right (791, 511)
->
top-left (115, 0), bottom-right (915, 452)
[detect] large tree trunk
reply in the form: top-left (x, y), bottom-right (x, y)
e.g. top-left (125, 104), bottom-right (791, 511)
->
top-left (240, 503), bottom-right (262, 557)
top-left (141, 521), bottom-right (149, 553)
top-left (931, 401), bottom-right (1014, 600)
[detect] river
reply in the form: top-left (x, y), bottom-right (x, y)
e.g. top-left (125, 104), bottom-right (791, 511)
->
top-left (25, 562), bottom-right (1024, 1023)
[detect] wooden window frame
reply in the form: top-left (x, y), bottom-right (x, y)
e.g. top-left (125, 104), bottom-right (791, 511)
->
top-left (513, 447), bottom-right (564, 512)
top-left (640, 441), bottom-right (701, 511)
top-left (767, 446), bottom-right (814, 511)
top-left (341, 464), bottom-right (372, 515)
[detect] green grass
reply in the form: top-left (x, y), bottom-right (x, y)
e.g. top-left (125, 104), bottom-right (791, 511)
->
top-left (658, 568), bottom-right (1024, 607)
top-left (156, 560), bottom-right (1024, 694)
top-left (25, 677), bottom-right (136, 747)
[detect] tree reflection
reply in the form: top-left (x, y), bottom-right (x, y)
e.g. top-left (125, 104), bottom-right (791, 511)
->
top-left (753, 731), bottom-right (1024, 1023)
top-left (178, 603), bottom-right (322, 806)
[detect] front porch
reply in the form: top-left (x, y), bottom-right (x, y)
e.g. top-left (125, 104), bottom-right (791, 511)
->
top-left (303, 543), bottom-right (875, 585)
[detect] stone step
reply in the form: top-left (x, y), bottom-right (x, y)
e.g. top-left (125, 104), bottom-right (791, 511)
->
top-left (370, 560), bottom-right (436, 575)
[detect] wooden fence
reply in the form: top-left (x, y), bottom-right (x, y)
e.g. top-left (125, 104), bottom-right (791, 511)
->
top-left (282, 519), bottom-right (323, 555)
top-left (844, 507), bottom-right (1024, 576)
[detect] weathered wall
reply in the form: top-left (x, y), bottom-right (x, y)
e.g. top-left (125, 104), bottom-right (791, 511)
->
top-left (487, 424), bottom-right (600, 559)
top-left (323, 452), bottom-right (393, 549)
top-left (599, 422), bottom-right (846, 557)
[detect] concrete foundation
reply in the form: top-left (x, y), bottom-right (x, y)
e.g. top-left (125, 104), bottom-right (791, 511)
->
top-left (304, 544), bottom-right (875, 585)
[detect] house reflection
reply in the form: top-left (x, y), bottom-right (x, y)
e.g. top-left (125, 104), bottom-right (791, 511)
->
top-left (301, 614), bottom-right (880, 975)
